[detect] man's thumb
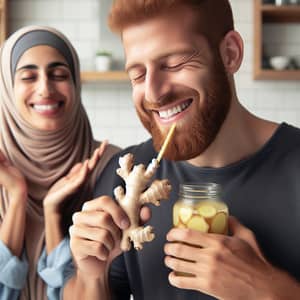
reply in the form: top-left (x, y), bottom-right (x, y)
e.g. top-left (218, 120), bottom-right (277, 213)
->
top-left (229, 216), bottom-right (266, 261)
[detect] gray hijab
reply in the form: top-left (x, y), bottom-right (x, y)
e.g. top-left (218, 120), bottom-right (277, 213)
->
top-left (11, 29), bottom-right (76, 83)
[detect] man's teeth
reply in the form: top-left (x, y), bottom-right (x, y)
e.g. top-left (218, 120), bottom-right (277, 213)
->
top-left (158, 101), bottom-right (190, 119)
top-left (32, 103), bottom-right (60, 112)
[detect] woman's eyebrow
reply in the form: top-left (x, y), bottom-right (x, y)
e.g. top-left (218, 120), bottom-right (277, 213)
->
top-left (16, 62), bottom-right (69, 73)
top-left (47, 62), bottom-right (69, 69)
top-left (16, 64), bottom-right (37, 72)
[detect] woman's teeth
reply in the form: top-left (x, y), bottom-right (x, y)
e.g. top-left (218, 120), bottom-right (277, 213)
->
top-left (158, 100), bottom-right (191, 119)
top-left (32, 103), bottom-right (60, 112)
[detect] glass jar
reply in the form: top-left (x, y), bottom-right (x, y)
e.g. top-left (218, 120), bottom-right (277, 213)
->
top-left (173, 183), bottom-right (228, 234)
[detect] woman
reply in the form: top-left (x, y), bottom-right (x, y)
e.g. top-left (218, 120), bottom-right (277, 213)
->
top-left (0, 25), bottom-right (120, 300)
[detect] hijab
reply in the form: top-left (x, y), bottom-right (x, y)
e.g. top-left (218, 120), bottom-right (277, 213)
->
top-left (0, 25), bottom-right (120, 300)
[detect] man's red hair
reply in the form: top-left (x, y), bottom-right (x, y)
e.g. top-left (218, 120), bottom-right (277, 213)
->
top-left (108, 0), bottom-right (234, 47)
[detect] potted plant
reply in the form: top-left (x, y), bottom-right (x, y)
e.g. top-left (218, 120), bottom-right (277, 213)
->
top-left (95, 50), bottom-right (112, 71)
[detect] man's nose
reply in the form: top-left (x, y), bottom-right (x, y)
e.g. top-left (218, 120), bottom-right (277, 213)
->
top-left (144, 69), bottom-right (170, 104)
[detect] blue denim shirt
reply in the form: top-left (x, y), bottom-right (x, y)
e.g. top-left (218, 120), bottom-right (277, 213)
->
top-left (0, 238), bottom-right (74, 300)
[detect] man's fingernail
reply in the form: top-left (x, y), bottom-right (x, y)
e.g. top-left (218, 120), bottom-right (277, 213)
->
top-left (120, 219), bottom-right (129, 229)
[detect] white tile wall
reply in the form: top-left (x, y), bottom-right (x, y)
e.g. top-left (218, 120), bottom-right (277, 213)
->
top-left (8, 0), bottom-right (300, 148)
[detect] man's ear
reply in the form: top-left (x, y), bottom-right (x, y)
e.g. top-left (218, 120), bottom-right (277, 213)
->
top-left (219, 30), bottom-right (244, 74)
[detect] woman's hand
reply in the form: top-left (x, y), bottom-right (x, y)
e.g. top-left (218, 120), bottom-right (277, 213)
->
top-left (0, 150), bottom-right (27, 257)
top-left (0, 150), bottom-right (27, 203)
top-left (43, 141), bottom-right (108, 214)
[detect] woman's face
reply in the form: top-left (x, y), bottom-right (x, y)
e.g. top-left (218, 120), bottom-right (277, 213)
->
top-left (13, 45), bottom-right (75, 131)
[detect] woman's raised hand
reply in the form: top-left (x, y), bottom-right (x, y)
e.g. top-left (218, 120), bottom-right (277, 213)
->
top-left (43, 141), bottom-right (108, 213)
top-left (0, 150), bottom-right (27, 203)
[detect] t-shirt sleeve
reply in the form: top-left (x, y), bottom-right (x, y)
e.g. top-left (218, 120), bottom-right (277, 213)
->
top-left (37, 237), bottom-right (75, 300)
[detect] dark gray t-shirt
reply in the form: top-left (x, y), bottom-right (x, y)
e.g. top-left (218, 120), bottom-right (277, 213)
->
top-left (94, 122), bottom-right (300, 300)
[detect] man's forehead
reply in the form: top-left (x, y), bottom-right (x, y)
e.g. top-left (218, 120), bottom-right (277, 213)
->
top-left (122, 12), bottom-right (207, 54)
top-left (124, 31), bottom-right (209, 71)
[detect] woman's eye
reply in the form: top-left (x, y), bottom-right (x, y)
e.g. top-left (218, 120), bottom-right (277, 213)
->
top-left (51, 72), bottom-right (69, 80)
top-left (18, 71), bottom-right (36, 81)
top-left (48, 67), bottom-right (70, 80)
top-left (21, 75), bottom-right (35, 81)
top-left (55, 75), bottom-right (68, 79)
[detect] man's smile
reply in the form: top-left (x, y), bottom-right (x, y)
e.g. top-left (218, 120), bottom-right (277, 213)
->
top-left (156, 98), bottom-right (193, 119)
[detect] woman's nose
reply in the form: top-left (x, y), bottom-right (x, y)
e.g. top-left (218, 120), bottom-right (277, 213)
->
top-left (37, 77), bottom-right (54, 98)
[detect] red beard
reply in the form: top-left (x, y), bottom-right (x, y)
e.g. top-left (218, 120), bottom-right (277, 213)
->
top-left (137, 57), bottom-right (232, 161)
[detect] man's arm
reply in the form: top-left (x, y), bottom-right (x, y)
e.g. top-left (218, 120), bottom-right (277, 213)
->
top-left (63, 196), bottom-right (130, 300)
top-left (64, 269), bottom-right (110, 300)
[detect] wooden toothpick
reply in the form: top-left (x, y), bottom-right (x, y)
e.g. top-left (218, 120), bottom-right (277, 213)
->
top-left (156, 123), bottom-right (176, 163)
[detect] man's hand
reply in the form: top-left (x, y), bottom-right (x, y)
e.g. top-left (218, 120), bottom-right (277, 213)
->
top-left (0, 150), bottom-right (27, 202)
top-left (43, 141), bottom-right (107, 213)
top-left (69, 195), bottom-right (130, 279)
top-left (65, 197), bottom-right (150, 300)
top-left (164, 216), bottom-right (300, 300)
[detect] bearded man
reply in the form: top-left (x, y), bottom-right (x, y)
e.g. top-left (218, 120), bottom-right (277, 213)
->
top-left (65, 1), bottom-right (300, 299)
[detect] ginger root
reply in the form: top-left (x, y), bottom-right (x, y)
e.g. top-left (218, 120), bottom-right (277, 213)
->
top-left (114, 153), bottom-right (171, 251)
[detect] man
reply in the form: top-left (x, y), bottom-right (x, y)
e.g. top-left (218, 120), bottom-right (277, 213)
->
top-left (64, 1), bottom-right (300, 299)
